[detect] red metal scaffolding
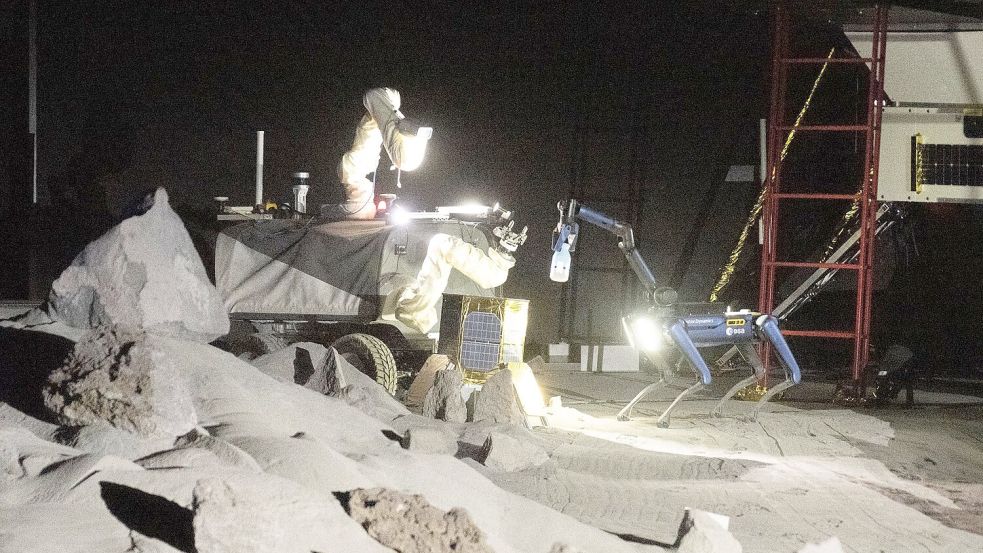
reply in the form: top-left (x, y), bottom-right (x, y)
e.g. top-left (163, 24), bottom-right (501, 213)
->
top-left (759, 3), bottom-right (889, 393)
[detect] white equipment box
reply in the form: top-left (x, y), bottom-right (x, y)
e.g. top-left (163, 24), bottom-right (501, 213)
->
top-left (878, 105), bottom-right (983, 204)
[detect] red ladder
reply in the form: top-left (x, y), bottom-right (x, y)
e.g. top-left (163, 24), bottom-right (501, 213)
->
top-left (759, 3), bottom-right (888, 395)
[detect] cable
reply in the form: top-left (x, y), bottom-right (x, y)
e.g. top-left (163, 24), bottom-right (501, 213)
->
top-left (709, 47), bottom-right (837, 303)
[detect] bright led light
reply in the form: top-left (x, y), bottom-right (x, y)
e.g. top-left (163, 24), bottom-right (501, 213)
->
top-left (390, 206), bottom-right (411, 226)
top-left (622, 316), bottom-right (636, 349)
top-left (396, 127), bottom-right (432, 172)
top-left (436, 203), bottom-right (491, 216)
top-left (629, 316), bottom-right (662, 352)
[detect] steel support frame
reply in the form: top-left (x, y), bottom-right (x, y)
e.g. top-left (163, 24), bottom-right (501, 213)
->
top-left (758, 3), bottom-right (888, 394)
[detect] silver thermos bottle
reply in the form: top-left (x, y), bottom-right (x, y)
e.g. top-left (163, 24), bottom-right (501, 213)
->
top-left (292, 172), bottom-right (310, 214)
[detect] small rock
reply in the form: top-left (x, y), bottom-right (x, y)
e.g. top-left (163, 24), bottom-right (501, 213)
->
top-left (471, 370), bottom-right (524, 426)
top-left (344, 487), bottom-right (493, 553)
top-left (400, 426), bottom-right (459, 455)
top-left (406, 354), bottom-right (453, 409)
top-left (477, 431), bottom-right (549, 472)
top-left (43, 326), bottom-right (197, 439)
top-left (423, 366), bottom-right (467, 423)
top-left (676, 509), bottom-right (742, 553)
top-left (250, 343), bottom-right (347, 395)
top-left (319, 347), bottom-right (349, 395)
top-left (291, 345), bottom-right (346, 395)
top-left (194, 478), bottom-right (279, 553)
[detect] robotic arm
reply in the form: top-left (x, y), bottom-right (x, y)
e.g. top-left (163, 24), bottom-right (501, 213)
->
top-left (338, 88), bottom-right (434, 219)
top-left (551, 199), bottom-right (676, 306)
top-left (390, 208), bottom-right (527, 334)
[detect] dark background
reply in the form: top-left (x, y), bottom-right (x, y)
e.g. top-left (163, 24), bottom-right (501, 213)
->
top-left (2, 1), bottom-right (981, 380)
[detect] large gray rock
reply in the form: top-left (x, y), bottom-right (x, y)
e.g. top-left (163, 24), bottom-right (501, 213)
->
top-left (43, 326), bottom-right (198, 439)
top-left (471, 369), bottom-right (524, 425)
top-left (423, 366), bottom-right (467, 423)
top-left (192, 476), bottom-right (371, 553)
top-left (345, 487), bottom-right (493, 553)
top-left (46, 188), bottom-right (229, 342)
top-left (406, 354), bottom-right (452, 409)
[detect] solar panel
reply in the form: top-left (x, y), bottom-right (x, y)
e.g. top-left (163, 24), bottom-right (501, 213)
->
top-left (438, 294), bottom-right (530, 383)
top-left (461, 312), bottom-right (502, 370)
top-left (915, 143), bottom-right (983, 187)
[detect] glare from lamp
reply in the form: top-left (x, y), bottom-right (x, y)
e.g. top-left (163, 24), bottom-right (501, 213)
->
top-left (390, 206), bottom-right (411, 226)
top-left (398, 128), bottom-right (432, 172)
top-left (621, 316), bottom-right (636, 349)
top-left (436, 203), bottom-right (491, 216)
top-left (507, 362), bottom-right (547, 416)
top-left (629, 316), bottom-right (662, 352)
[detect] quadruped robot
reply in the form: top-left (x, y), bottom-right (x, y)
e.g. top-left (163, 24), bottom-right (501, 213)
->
top-left (550, 199), bottom-right (802, 427)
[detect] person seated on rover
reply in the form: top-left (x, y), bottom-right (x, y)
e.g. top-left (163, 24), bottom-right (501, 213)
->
top-left (326, 87), bottom-right (432, 220)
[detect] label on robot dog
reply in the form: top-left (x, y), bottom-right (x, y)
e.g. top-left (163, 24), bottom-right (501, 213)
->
top-left (686, 318), bottom-right (718, 325)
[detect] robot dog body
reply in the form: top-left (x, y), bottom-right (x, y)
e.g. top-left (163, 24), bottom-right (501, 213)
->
top-left (551, 199), bottom-right (802, 427)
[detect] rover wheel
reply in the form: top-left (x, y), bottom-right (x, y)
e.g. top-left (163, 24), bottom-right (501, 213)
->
top-left (331, 333), bottom-right (398, 396)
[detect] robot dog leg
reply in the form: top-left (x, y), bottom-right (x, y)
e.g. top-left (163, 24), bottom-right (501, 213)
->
top-left (712, 315), bottom-right (803, 420)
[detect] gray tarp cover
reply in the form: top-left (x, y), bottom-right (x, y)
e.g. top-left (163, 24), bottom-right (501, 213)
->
top-left (215, 218), bottom-right (492, 320)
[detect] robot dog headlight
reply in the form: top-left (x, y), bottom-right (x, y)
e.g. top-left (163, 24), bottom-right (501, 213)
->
top-left (622, 314), bottom-right (663, 353)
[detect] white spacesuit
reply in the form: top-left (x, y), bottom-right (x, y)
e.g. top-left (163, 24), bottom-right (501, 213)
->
top-left (337, 88), bottom-right (432, 219)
